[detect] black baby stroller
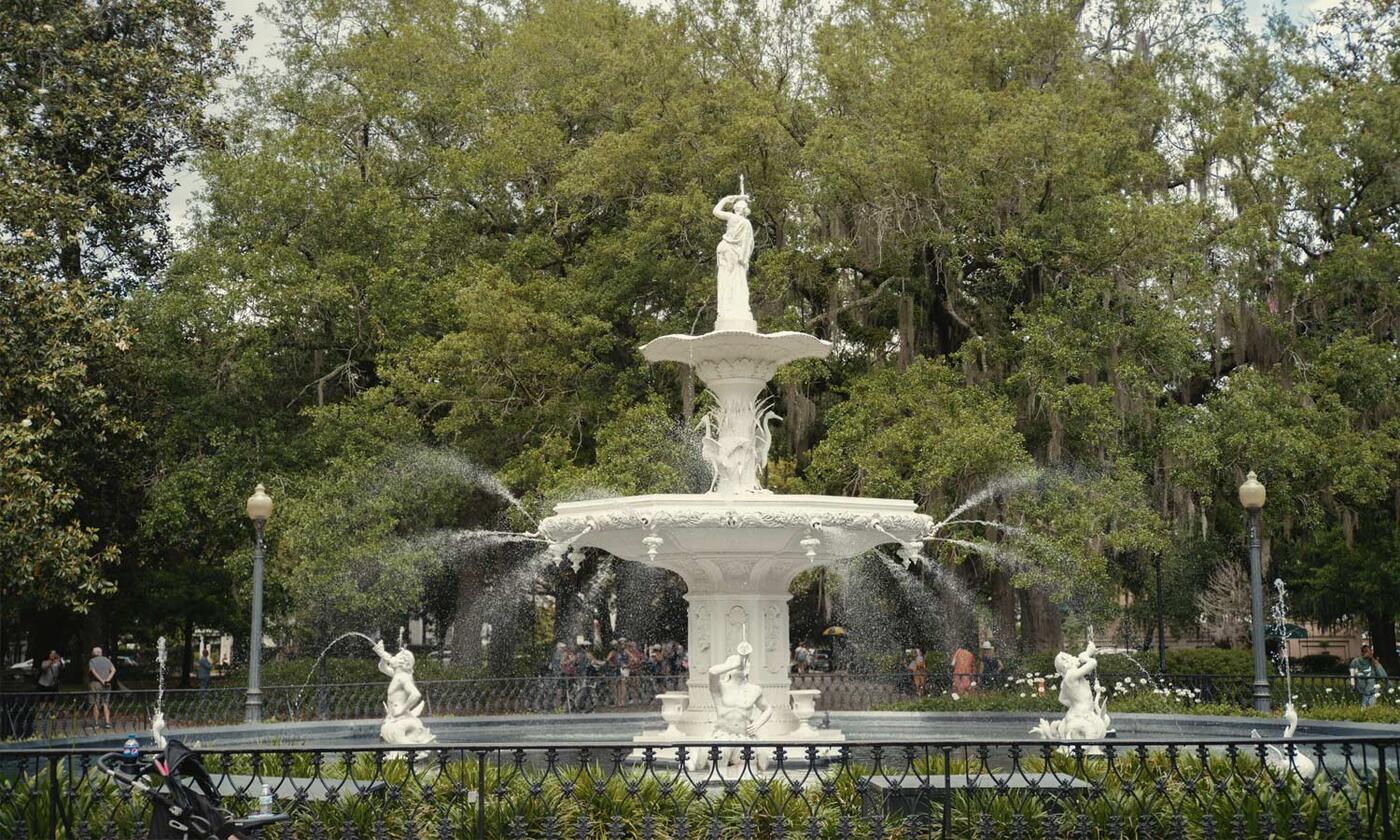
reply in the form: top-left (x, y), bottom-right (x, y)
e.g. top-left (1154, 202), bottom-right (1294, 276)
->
top-left (98, 739), bottom-right (289, 839)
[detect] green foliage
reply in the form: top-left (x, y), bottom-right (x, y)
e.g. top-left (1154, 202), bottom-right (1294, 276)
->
top-left (806, 359), bottom-right (1030, 507)
top-left (0, 277), bottom-right (124, 611)
top-left (1013, 648), bottom-right (1255, 679)
top-left (1, 0), bottom-right (237, 617)
top-left (8, 0), bottom-right (1400, 664)
top-left (7, 745), bottom-right (1396, 839)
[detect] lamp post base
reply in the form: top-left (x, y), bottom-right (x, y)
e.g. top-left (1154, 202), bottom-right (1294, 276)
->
top-left (244, 690), bottom-right (264, 724)
top-left (1252, 682), bottom-right (1271, 714)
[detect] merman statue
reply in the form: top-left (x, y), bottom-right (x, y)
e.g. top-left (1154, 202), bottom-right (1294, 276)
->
top-left (696, 627), bottom-right (772, 770)
top-left (371, 638), bottom-right (436, 746)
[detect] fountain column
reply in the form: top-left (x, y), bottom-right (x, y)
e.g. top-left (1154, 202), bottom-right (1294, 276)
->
top-left (678, 583), bottom-right (798, 737)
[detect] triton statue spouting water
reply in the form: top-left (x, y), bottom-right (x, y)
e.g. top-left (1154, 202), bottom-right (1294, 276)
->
top-left (540, 182), bottom-right (933, 745)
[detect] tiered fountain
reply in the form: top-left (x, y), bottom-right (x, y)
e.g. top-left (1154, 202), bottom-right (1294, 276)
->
top-left (540, 187), bottom-right (933, 745)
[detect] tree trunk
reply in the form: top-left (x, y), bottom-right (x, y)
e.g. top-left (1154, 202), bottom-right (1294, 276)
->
top-left (897, 294), bottom-right (915, 371)
top-left (782, 382), bottom-right (816, 461)
top-left (1018, 588), bottom-right (1063, 651)
top-left (678, 363), bottom-right (694, 425)
top-left (1368, 611), bottom-right (1399, 674)
top-left (988, 568), bottom-right (1018, 652)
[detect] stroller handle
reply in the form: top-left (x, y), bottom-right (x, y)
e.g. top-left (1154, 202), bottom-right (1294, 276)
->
top-left (96, 752), bottom-right (154, 791)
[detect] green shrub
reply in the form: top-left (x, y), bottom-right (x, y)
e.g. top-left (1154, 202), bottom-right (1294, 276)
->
top-left (1292, 701), bottom-right (1400, 724)
top-left (1163, 647), bottom-right (1254, 676)
top-left (1295, 653), bottom-right (1345, 674)
top-left (1010, 647), bottom-right (1254, 679)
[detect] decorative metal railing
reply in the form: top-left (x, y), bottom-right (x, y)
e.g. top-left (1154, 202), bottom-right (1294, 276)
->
top-left (1, 737), bottom-right (1395, 838)
top-left (3, 672), bottom-right (1397, 742)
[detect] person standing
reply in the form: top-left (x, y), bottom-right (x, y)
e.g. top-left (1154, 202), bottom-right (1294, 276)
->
top-left (25, 651), bottom-right (62, 737)
top-left (88, 647), bottom-right (116, 729)
top-left (980, 641), bottom-right (1005, 689)
top-left (197, 650), bottom-right (213, 694)
top-left (1350, 643), bottom-right (1389, 708)
top-left (624, 639), bottom-right (644, 704)
top-left (607, 640), bottom-right (627, 707)
top-left (907, 648), bottom-right (928, 696)
top-left (794, 642), bottom-right (810, 674)
top-left (951, 646), bottom-right (977, 694)
top-left (38, 651), bottom-right (63, 695)
top-left (646, 644), bottom-right (667, 692)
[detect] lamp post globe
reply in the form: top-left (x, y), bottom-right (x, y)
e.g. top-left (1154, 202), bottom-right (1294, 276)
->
top-left (1239, 471), bottom-right (1270, 713)
top-left (247, 483), bottom-right (273, 521)
top-left (1238, 471), bottom-right (1266, 510)
top-left (245, 483), bottom-right (272, 723)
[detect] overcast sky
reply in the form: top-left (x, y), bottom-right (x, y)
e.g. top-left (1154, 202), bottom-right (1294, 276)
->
top-left (164, 0), bottom-right (1343, 237)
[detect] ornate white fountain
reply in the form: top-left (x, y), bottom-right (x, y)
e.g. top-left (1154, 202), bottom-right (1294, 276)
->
top-left (539, 186), bottom-right (933, 744)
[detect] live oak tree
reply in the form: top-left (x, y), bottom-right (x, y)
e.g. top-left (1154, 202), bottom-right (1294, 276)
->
top-left (1, 0), bottom-right (239, 665)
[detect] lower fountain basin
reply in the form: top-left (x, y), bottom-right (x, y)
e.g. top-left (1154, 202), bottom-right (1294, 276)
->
top-left (540, 493), bottom-right (933, 581)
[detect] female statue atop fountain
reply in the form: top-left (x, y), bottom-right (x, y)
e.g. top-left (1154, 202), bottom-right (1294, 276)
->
top-left (712, 191), bottom-right (756, 332)
top-left (371, 639), bottom-right (436, 746)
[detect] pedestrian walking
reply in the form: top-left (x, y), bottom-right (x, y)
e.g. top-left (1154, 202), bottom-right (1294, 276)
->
top-left (1350, 643), bottom-right (1388, 708)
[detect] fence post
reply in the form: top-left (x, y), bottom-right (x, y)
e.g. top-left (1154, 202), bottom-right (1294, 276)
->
top-left (475, 749), bottom-right (487, 840)
top-left (48, 754), bottom-right (73, 840)
top-left (1379, 743), bottom-right (1392, 840)
top-left (941, 745), bottom-right (951, 840)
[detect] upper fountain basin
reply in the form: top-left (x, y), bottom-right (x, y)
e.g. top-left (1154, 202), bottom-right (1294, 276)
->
top-left (641, 330), bottom-right (831, 378)
top-left (539, 494), bottom-right (932, 591)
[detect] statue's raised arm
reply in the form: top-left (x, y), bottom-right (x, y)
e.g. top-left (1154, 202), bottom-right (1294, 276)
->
top-left (712, 194), bottom-right (743, 221)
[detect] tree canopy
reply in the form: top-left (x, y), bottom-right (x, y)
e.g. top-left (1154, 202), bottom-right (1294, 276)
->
top-left (4, 0), bottom-right (1397, 669)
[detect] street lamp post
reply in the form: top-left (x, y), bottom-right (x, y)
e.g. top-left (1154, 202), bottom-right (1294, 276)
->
top-left (1154, 553), bottom-right (1167, 675)
top-left (1239, 471), bottom-right (1270, 713)
top-left (244, 484), bottom-right (273, 723)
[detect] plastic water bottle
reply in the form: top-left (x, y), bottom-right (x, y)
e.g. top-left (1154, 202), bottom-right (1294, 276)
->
top-left (121, 735), bottom-right (140, 761)
top-left (258, 784), bottom-right (275, 815)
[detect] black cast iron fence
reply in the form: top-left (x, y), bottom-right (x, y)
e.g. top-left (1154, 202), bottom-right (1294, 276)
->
top-left (4, 672), bottom-right (1397, 742)
top-left (1, 736), bottom-right (1396, 839)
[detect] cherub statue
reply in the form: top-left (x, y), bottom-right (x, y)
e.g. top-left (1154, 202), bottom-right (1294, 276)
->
top-left (696, 629), bottom-right (772, 770)
top-left (712, 188), bottom-right (756, 332)
top-left (371, 639), bottom-right (436, 746)
top-left (1030, 637), bottom-right (1111, 754)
